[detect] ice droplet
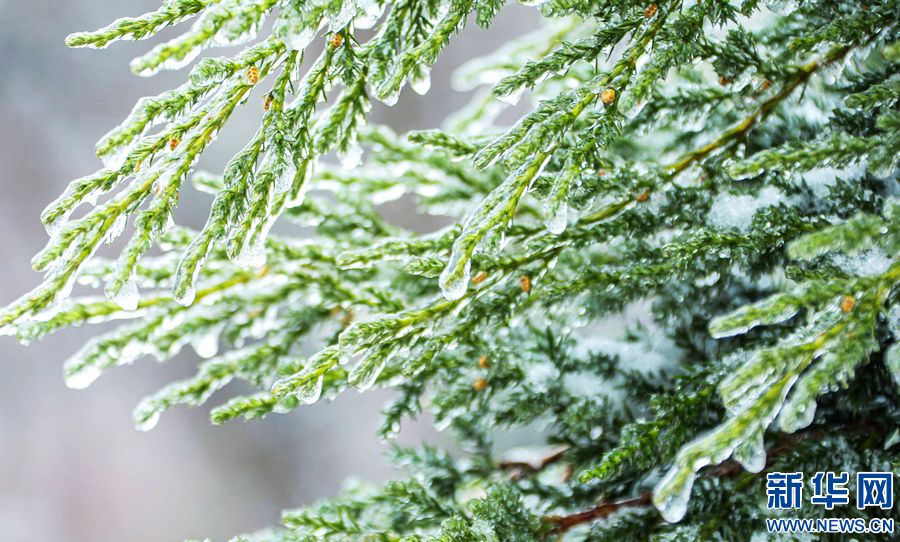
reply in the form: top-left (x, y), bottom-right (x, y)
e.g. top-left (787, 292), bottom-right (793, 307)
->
top-left (497, 86), bottom-right (525, 106)
top-left (190, 328), bottom-right (220, 359)
top-left (328, 0), bottom-right (358, 31)
top-left (778, 396), bottom-right (817, 433)
top-left (619, 90), bottom-right (647, 120)
top-left (99, 142), bottom-right (132, 171)
top-left (653, 468), bottom-right (695, 523)
top-left (294, 375), bottom-right (324, 404)
top-left (231, 235), bottom-right (267, 269)
top-left (104, 214), bottom-right (129, 244)
top-left (434, 407), bottom-right (466, 432)
top-left (380, 86), bottom-right (400, 107)
top-left (132, 47), bottom-right (202, 77)
top-left (544, 200), bottom-right (568, 234)
top-left (110, 278), bottom-right (140, 311)
top-left (338, 141), bottom-right (364, 170)
top-left (410, 67), bottom-right (432, 95)
top-left (173, 278), bottom-right (197, 307)
top-left (355, 0), bottom-right (384, 29)
top-left (438, 257), bottom-right (471, 301)
top-left (274, 164), bottom-right (295, 193)
top-left (133, 405), bottom-right (161, 432)
top-left (733, 430), bottom-right (767, 473)
top-left (287, 27), bottom-right (316, 51)
top-left (65, 364), bottom-right (102, 390)
top-left (212, 17), bottom-right (260, 48)
top-left (348, 354), bottom-right (387, 391)
top-left (887, 343), bottom-right (900, 388)
top-left (43, 213), bottom-right (67, 237)
top-left (709, 297), bottom-right (799, 339)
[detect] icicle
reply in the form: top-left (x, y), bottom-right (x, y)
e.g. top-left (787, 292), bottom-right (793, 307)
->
top-left (30, 262), bottom-right (85, 323)
top-left (41, 174), bottom-right (105, 236)
top-left (371, 184), bottom-right (406, 205)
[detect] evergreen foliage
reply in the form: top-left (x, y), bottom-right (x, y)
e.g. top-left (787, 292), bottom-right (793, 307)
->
top-left (3, 0), bottom-right (899, 539)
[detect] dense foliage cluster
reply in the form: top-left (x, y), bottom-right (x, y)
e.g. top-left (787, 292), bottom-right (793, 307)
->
top-left (2, 0), bottom-right (899, 539)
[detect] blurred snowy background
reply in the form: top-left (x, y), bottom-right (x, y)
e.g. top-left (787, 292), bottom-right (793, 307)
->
top-left (0, 1), bottom-right (537, 540)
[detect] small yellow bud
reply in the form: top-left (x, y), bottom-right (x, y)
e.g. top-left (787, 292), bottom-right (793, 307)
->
top-left (519, 275), bottom-right (531, 294)
top-left (246, 66), bottom-right (259, 85)
top-left (600, 88), bottom-right (616, 105)
top-left (840, 295), bottom-right (855, 313)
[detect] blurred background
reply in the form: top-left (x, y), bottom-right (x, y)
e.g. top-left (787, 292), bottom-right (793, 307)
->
top-left (0, 1), bottom-right (536, 540)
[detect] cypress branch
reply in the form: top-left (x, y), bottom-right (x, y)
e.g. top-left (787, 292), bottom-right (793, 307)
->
top-left (4, 0), bottom-right (899, 539)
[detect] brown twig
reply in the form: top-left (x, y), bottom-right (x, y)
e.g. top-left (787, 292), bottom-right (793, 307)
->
top-left (499, 447), bottom-right (570, 481)
top-left (544, 493), bottom-right (652, 534)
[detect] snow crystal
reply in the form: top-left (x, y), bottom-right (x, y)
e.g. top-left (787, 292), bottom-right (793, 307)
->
top-left (800, 163), bottom-right (866, 199)
top-left (563, 371), bottom-right (616, 400)
top-left (833, 248), bottom-right (893, 277)
top-left (573, 331), bottom-right (682, 375)
top-left (888, 304), bottom-right (900, 338)
top-left (707, 186), bottom-right (785, 231)
top-left (524, 361), bottom-right (559, 393)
